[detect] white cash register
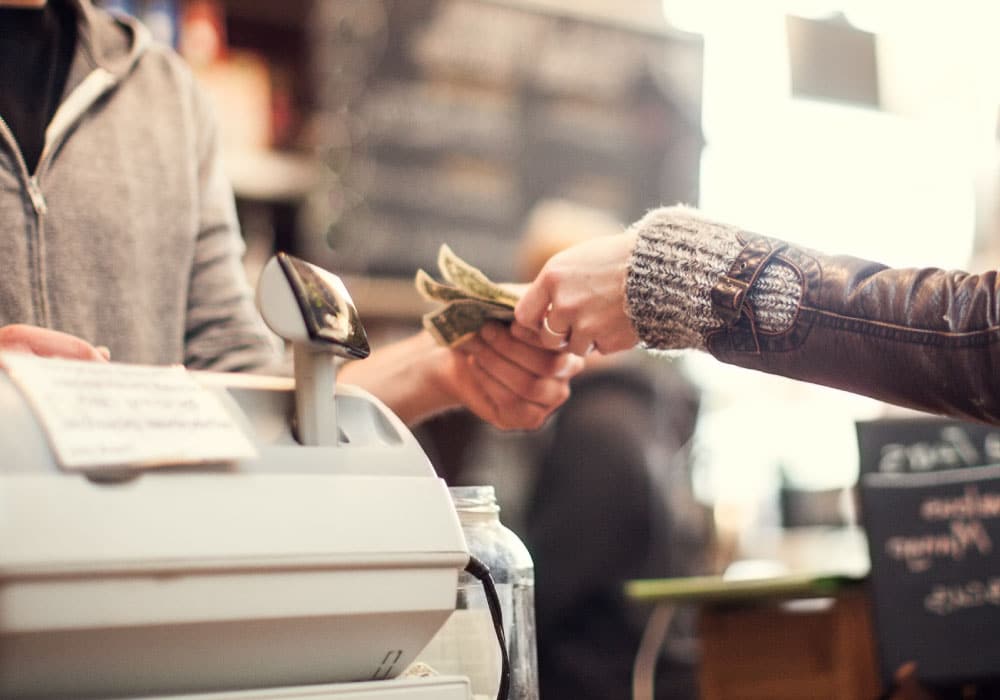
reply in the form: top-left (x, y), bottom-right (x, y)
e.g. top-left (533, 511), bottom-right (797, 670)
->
top-left (0, 254), bottom-right (490, 699)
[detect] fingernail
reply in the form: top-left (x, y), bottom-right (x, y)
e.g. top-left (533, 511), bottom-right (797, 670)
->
top-left (96, 345), bottom-right (111, 361)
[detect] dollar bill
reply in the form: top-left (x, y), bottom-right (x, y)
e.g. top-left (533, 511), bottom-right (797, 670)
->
top-left (422, 299), bottom-right (516, 347)
top-left (415, 245), bottom-right (522, 346)
top-left (415, 268), bottom-right (475, 305)
top-left (437, 244), bottom-right (521, 308)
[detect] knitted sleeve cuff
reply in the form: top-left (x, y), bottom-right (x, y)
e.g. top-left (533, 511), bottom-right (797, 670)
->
top-left (624, 206), bottom-right (802, 351)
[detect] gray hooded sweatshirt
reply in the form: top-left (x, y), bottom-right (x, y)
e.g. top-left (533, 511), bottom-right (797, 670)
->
top-left (0, 0), bottom-right (277, 371)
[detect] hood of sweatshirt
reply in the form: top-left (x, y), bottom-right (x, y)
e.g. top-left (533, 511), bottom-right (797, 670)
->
top-left (63, 0), bottom-right (149, 96)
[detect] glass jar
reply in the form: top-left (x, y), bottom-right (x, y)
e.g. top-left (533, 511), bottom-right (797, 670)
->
top-left (416, 485), bottom-right (538, 700)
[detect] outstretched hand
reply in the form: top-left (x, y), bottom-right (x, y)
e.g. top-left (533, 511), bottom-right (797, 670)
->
top-left (513, 230), bottom-right (639, 356)
top-left (446, 321), bottom-right (583, 430)
top-left (0, 324), bottom-right (110, 362)
top-left (337, 325), bottom-right (583, 430)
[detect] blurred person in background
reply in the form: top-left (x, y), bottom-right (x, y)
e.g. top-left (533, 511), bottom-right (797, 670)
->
top-left (0, 0), bottom-right (581, 430)
top-left (459, 200), bottom-right (713, 700)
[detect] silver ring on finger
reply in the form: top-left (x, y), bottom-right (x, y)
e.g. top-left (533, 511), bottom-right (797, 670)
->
top-left (542, 314), bottom-right (569, 348)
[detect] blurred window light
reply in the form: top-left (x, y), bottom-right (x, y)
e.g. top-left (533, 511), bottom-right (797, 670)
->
top-left (689, 0), bottom-right (978, 270)
top-left (700, 102), bottom-right (976, 270)
top-left (667, 0), bottom-right (988, 517)
top-left (662, 0), bottom-right (840, 34)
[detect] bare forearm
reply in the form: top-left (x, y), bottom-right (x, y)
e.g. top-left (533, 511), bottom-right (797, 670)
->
top-left (337, 330), bottom-right (458, 426)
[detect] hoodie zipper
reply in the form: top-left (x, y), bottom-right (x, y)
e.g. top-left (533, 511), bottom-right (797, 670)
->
top-left (0, 117), bottom-right (47, 216)
top-left (0, 68), bottom-right (117, 327)
top-left (25, 177), bottom-right (48, 216)
top-left (0, 115), bottom-right (52, 326)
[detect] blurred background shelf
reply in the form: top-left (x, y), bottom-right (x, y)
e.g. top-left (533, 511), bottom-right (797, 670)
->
top-left (225, 149), bottom-right (323, 203)
top-left (189, 0), bottom-right (705, 289)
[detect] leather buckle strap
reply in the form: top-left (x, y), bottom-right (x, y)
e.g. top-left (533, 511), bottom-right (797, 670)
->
top-left (710, 235), bottom-right (787, 326)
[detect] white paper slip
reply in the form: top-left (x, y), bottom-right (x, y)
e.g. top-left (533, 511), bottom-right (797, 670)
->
top-left (0, 352), bottom-right (258, 471)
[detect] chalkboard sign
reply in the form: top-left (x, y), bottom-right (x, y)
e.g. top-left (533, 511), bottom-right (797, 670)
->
top-left (856, 417), bottom-right (1000, 687)
top-left (857, 417), bottom-right (1000, 476)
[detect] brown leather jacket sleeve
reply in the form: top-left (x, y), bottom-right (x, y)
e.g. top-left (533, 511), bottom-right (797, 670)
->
top-left (705, 233), bottom-right (1000, 425)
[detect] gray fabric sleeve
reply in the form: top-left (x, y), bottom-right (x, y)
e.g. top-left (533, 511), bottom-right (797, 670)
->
top-left (625, 206), bottom-right (802, 350)
top-left (183, 79), bottom-right (280, 372)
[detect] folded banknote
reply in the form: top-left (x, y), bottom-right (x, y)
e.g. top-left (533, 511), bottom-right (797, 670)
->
top-left (416, 245), bottom-right (521, 346)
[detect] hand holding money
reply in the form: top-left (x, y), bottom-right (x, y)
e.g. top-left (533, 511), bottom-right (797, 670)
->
top-left (416, 245), bottom-right (522, 347)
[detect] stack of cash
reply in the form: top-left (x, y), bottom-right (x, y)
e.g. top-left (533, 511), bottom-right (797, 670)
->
top-left (416, 244), bottom-right (522, 347)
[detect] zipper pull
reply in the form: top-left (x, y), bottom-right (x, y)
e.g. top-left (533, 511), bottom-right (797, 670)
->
top-left (27, 178), bottom-right (47, 216)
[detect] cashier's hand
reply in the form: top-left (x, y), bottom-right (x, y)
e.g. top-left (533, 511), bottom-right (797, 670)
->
top-left (444, 322), bottom-right (583, 431)
top-left (337, 326), bottom-right (581, 430)
top-left (0, 324), bottom-right (110, 362)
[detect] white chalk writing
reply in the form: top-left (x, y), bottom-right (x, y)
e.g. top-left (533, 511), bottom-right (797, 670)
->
top-left (878, 426), bottom-right (983, 473)
top-left (920, 486), bottom-right (1000, 521)
top-left (885, 520), bottom-right (992, 573)
top-left (924, 577), bottom-right (1000, 616)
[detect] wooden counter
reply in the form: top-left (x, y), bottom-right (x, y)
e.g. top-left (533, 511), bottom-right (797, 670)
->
top-left (698, 587), bottom-right (879, 699)
top-left (627, 526), bottom-right (880, 699)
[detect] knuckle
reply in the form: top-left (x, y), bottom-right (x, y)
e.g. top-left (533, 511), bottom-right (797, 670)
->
top-left (490, 406), bottom-right (518, 431)
top-left (553, 383), bottom-right (571, 406)
top-left (522, 377), bottom-right (552, 402)
top-left (509, 322), bottom-right (531, 342)
top-left (540, 266), bottom-right (563, 287)
top-left (492, 392), bottom-right (519, 415)
top-left (498, 394), bottom-right (521, 412)
top-left (536, 354), bottom-right (563, 375)
top-left (471, 350), bottom-right (497, 374)
top-left (524, 410), bottom-right (547, 431)
top-left (513, 305), bottom-right (533, 326)
top-left (485, 328), bottom-right (513, 353)
top-left (518, 375), bottom-right (543, 397)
